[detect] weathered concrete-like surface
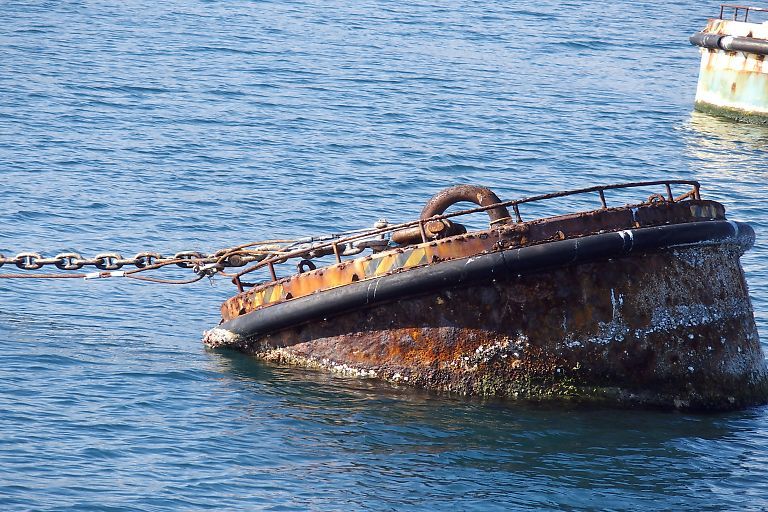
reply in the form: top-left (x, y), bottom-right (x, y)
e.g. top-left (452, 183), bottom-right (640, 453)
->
top-left (694, 19), bottom-right (768, 124)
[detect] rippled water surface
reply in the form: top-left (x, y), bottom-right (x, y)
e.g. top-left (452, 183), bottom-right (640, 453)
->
top-left (2, 0), bottom-right (768, 510)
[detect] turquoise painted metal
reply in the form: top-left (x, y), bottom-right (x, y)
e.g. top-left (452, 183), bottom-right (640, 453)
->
top-left (691, 6), bottom-right (768, 124)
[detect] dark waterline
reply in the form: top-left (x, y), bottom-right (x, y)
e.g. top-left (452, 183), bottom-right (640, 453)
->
top-left (2, 0), bottom-right (768, 510)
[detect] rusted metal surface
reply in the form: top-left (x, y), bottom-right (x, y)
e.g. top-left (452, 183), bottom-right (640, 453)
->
top-left (719, 4), bottom-right (768, 23)
top-left (219, 199), bottom-right (725, 322)
top-left (207, 243), bottom-right (767, 411)
top-left (391, 219), bottom-right (466, 246)
top-left (229, 180), bottom-right (703, 286)
top-left (419, 184), bottom-right (511, 224)
top-left (204, 181), bottom-right (768, 410)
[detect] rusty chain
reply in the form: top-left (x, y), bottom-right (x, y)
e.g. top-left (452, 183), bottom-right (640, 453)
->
top-left (0, 224), bottom-right (391, 284)
top-left (0, 248), bottom-right (290, 272)
top-left (0, 181), bottom-right (702, 286)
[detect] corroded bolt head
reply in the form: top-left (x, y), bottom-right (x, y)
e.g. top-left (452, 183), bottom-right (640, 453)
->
top-left (425, 219), bottom-right (447, 235)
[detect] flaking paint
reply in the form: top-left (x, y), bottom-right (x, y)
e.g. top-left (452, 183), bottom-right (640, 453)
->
top-left (221, 201), bottom-right (725, 321)
top-left (694, 19), bottom-right (768, 123)
top-left (207, 244), bottom-right (767, 411)
top-left (205, 198), bottom-right (767, 410)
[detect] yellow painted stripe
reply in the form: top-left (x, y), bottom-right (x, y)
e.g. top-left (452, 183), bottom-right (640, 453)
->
top-left (360, 248), bottom-right (428, 279)
top-left (269, 285), bottom-right (283, 303)
top-left (374, 255), bottom-right (398, 275)
top-left (404, 248), bottom-right (427, 268)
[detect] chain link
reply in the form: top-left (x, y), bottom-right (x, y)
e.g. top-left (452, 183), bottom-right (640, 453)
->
top-left (94, 253), bottom-right (124, 270)
top-left (174, 251), bottom-right (204, 268)
top-left (54, 253), bottom-right (84, 270)
top-left (0, 249), bottom-right (269, 271)
top-left (14, 252), bottom-right (44, 270)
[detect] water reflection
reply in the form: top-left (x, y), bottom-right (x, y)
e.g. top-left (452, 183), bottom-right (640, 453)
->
top-left (210, 348), bottom-right (744, 443)
top-left (205, 346), bottom-right (768, 509)
top-left (682, 111), bottom-right (768, 178)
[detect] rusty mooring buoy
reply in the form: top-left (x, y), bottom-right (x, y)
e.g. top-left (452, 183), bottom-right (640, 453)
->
top-left (204, 180), bottom-right (768, 411)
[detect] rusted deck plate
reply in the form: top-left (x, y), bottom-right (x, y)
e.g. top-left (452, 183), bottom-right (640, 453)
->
top-left (221, 201), bottom-right (725, 321)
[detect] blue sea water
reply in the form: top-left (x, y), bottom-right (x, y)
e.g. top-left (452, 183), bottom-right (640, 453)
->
top-left (2, 0), bottom-right (768, 510)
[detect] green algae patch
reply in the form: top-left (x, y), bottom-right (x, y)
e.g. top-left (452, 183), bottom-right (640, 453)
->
top-left (694, 101), bottom-right (768, 125)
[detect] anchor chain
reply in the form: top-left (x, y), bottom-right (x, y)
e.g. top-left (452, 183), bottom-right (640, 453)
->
top-left (0, 250), bottom-right (266, 271)
top-left (0, 242), bottom-right (294, 285)
top-left (0, 219), bottom-right (393, 285)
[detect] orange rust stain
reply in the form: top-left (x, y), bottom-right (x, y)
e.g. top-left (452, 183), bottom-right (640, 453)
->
top-left (223, 234), bottom-right (500, 319)
top-left (220, 201), bottom-right (726, 322)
